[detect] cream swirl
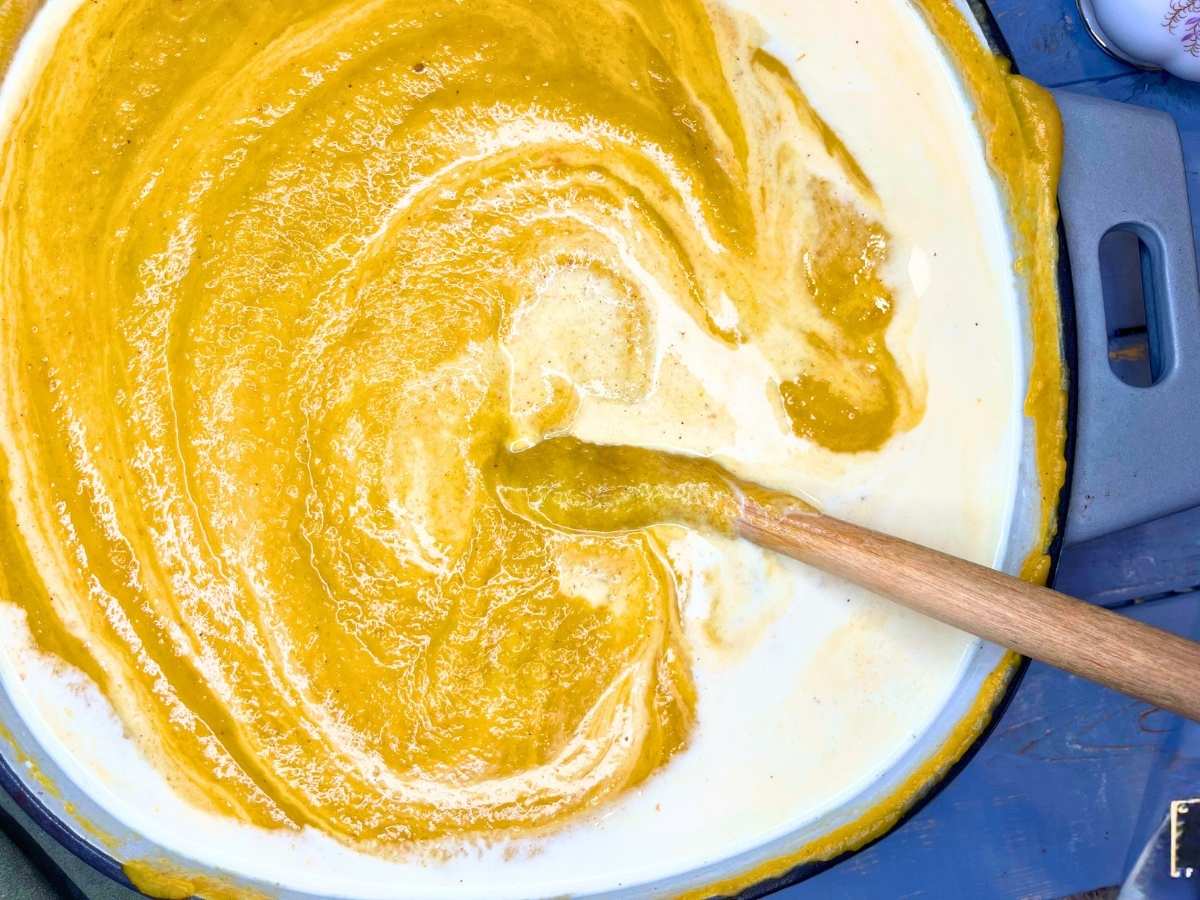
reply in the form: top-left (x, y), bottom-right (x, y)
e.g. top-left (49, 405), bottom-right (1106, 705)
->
top-left (0, 0), bottom-right (917, 846)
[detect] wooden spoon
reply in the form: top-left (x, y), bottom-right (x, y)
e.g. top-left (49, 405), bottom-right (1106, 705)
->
top-left (496, 437), bottom-right (1200, 722)
top-left (737, 499), bottom-right (1200, 721)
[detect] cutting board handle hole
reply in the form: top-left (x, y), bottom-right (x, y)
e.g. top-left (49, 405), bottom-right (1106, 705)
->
top-left (1098, 225), bottom-right (1172, 387)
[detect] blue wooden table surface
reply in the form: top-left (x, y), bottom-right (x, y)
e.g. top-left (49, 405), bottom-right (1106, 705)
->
top-left (780, 1), bottom-right (1200, 897)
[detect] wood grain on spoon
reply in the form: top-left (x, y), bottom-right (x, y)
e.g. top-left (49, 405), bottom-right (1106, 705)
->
top-left (738, 500), bottom-right (1200, 722)
top-left (496, 436), bottom-right (1200, 723)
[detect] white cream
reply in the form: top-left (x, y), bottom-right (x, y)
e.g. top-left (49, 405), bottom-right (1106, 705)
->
top-left (0, 0), bottom-right (1025, 896)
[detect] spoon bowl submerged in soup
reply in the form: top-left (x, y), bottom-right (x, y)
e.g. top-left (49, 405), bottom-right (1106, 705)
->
top-left (0, 0), bottom-right (1062, 894)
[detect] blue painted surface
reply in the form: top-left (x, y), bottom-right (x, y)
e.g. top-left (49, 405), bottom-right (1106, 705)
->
top-left (780, 2), bottom-right (1200, 897)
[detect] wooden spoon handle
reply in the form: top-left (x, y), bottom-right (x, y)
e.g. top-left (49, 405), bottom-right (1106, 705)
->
top-left (737, 501), bottom-right (1200, 722)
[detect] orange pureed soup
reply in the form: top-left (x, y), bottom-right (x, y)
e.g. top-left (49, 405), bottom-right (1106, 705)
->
top-left (0, 0), bottom-right (1062, 892)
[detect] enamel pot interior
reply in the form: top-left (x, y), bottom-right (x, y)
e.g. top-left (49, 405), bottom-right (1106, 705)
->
top-left (0, 0), bottom-right (1069, 896)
